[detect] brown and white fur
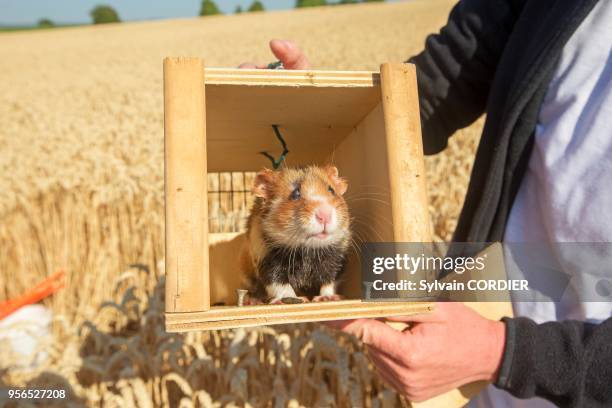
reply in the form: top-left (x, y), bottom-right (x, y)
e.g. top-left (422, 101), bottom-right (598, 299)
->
top-left (240, 165), bottom-right (351, 304)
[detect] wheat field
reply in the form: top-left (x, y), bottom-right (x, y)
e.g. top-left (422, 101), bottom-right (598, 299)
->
top-left (0, 1), bottom-right (483, 406)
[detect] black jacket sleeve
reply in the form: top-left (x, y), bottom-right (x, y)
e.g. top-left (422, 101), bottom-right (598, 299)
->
top-left (408, 0), bottom-right (524, 154)
top-left (495, 316), bottom-right (612, 407)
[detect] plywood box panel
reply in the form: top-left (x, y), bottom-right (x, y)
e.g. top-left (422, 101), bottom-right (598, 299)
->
top-left (165, 62), bottom-right (433, 329)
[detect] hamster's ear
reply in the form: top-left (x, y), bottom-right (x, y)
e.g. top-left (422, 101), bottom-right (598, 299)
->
top-left (253, 168), bottom-right (276, 200)
top-left (324, 165), bottom-right (348, 196)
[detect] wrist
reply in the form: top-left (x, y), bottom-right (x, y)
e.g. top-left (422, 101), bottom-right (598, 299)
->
top-left (482, 320), bottom-right (507, 382)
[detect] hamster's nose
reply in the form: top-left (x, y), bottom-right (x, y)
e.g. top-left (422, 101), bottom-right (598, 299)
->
top-left (315, 206), bottom-right (333, 225)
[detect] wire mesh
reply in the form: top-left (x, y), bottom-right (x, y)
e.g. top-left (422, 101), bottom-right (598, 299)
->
top-left (207, 172), bottom-right (256, 233)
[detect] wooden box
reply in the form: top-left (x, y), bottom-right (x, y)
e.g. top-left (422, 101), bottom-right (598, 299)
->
top-left (163, 58), bottom-right (434, 332)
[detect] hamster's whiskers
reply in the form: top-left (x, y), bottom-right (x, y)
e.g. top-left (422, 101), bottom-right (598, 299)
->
top-left (351, 218), bottom-right (387, 242)
top-left (345, 196), bottom-right (392, 207)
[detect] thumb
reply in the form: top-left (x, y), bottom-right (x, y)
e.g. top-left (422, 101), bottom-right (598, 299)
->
top-left (269, 39), bottom-right (311, 70)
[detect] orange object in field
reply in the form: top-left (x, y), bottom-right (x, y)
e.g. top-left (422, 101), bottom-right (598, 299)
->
top-left (0, 270), bottom-right (65, 320)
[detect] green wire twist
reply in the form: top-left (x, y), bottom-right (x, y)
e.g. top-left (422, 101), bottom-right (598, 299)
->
top-left (267, 61), bottom-right (284, 70)
top-left (260, 125), bottom-right (289, 170)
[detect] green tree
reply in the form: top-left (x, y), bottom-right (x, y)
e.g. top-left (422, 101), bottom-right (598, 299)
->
top-left (362, 0), bottom-right (385, 2)
top-left (296, 0), bottom-right (327, 7)
top-left (337, 0), bottom-right (358, 3)
top-left (200, 0), bottom-right (222, 16)
top-left (90, 5), bottom-right (121, 24)
top-left (235, 5), bottom-right (243, 13)
top-left (248, 1), bottom-right (265, 12)
top-left (37, 18), bottom-right (55, 28)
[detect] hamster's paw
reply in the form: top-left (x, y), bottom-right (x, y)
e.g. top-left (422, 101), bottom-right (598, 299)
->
top-left (313, 294), bottom-right (344, 302)
top-left (269, 296), bottom-right (310, 304)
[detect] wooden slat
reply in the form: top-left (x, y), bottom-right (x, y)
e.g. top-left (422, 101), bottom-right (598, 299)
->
top-left (380, 63), bottom-right (432, 243)
top-left (165, 301), bottom-right (434, 332)
top-left (164, 57), bottom-right (210, 313)
top-left (205, 68), bottom-right (380, 87)
top-left (167, 299), bottom-right (422, 322)
top-left (380, 63), bottom-right (433, 303)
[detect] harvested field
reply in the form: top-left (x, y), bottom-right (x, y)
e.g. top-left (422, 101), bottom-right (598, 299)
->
top-left (0, 0), bottom-right (483, 406)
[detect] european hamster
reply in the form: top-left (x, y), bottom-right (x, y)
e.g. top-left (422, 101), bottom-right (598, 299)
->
top-left (240, 165), bottom-right (351, 304)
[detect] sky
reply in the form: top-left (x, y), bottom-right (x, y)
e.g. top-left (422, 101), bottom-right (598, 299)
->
top-left (0, 0), bottom-right (370, 25)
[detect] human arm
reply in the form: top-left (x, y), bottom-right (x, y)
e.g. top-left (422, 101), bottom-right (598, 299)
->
top-left (331, 303), bottom-right (612, 406)
top-left (497, 316), bottom-right (612, 407)
top-left (409, 0), bottom-right (525, 154)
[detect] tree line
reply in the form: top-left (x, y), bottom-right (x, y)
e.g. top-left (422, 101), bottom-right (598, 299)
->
top-left (37, 5), bottom-right (122, 27)
top-left (36, 0), bottom-right (385, 28)
top-left (203, 0), bottom-right (385, 15)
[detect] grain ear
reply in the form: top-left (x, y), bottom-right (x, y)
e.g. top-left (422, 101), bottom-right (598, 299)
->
top-left (253, 168), bottom-right (276, 199)
top-left (324, 165), bottom-right (348, 196)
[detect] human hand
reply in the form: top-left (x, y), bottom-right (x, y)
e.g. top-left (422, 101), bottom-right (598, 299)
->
top-left (327, 302), bottom-right (506, 402)
top-left (238, 39), bottom-right (311, 70)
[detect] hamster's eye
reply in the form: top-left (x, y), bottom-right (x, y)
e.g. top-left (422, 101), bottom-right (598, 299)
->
top-left (328, 185), bottom-right (336, 195)
top-left (290, 186), bottom-right (301, 201)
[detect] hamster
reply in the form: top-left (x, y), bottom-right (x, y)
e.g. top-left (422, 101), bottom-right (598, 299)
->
top-left (240, 165), bottom-right (351, 304)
